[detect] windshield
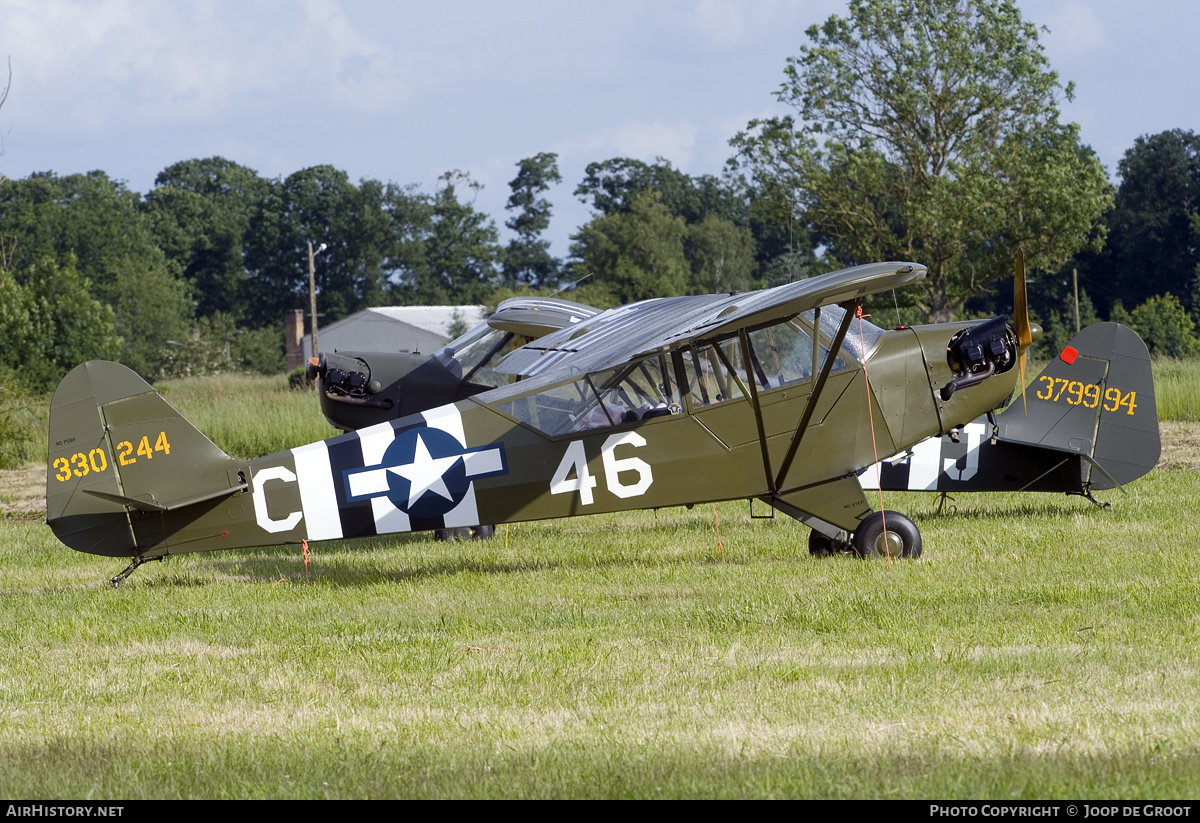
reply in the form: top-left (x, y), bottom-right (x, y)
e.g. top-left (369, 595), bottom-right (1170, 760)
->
top-left (433, 324), bottom-right (519, 389)
top-left (800, 305), bottom-right (885, 363)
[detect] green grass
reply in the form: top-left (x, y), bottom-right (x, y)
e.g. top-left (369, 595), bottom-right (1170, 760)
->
top-left (154, 372), bottom-right (334, 459)
top-left (1150, 359), bottom-right (1200, 421)
top-left (3, 471), bottom-right (1200, 798)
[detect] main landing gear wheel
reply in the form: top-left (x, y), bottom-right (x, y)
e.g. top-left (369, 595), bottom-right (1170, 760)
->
top-left (434, 525), bottom-right (495, 541)
top-left (808, 530), bottom-right (850, 557)
top-left (852, 511), bottom-right (922, 559)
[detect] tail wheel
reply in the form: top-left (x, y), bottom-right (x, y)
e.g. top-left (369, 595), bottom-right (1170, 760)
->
top-left (853, 511), bottom-right (922, 559)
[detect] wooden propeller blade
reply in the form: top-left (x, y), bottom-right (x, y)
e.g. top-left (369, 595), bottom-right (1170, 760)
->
top-left (1014, 248), bottom-right (1032, 351)
top-left (1015, 249), bottom-right (1031, 416)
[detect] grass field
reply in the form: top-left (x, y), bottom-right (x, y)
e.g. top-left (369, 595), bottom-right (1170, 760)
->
top-left (2, 367), bottom-right (1198, 798)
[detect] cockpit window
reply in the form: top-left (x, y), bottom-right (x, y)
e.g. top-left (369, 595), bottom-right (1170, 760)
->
top-left (434, 325), bottom-right (519, 389)
top-left (492, 353), bottom-right (681, 436)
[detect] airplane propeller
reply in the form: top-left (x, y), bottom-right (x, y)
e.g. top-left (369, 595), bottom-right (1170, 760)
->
top-left (1013, 248), bottom-right (1037, 416)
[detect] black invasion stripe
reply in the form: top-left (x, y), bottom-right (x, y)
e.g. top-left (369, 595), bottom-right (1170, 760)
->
top-left (326, 434), bottom-right (378, 539)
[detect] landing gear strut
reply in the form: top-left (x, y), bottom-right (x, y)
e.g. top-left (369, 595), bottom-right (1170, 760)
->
top-left (111, 555), bottom-right (163, 588)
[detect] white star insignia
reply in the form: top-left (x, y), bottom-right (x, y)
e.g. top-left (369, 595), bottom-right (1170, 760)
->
top-left (388, 432), bottom-right (461, 508)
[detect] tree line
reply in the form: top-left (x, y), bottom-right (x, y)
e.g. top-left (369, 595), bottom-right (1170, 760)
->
top-left (2, 0), bottom-right (1198, 393)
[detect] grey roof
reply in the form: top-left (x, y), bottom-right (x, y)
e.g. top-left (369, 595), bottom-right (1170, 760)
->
top-left (344, 306), bottom-right (488, 337)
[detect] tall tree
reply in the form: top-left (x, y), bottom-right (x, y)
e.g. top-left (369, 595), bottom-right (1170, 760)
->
top-left (243, 166), bottom-right (395, 327)
top-left (502, 152), bottom-right (562, 290)
top-left (144, 157), bottom-right (268, 322)
top-left (401, 170), bottom-right (499, 306)
top-left (0, 170), bottom-right (193, 378)
top-left (1099, 129), bottom-right (1200, 317)
top-left (0, 257), bottom-right (122, 387)
top-left (686, 215), bottom-right (758, 295)
top-left (729, 0), bottom-right (1112, 322)
top-left (574, 157), bottom-right (763, 294)
top-left (576, 157), bottom-right (748, 227)
top-left (569, 190), bottom-right (691, 304)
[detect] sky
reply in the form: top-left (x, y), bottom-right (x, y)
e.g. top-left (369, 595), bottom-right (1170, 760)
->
top-left (1, 0), bottom-right (1197, 260)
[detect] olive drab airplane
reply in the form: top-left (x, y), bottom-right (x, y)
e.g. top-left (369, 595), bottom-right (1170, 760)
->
top-left (46, 260), bottom-right (1161, 586)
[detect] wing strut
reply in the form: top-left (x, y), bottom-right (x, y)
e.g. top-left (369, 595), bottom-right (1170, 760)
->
top-left (772, 300), bottom-right (860, 492)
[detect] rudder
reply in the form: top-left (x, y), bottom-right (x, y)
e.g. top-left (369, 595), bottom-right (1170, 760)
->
top-left (997, 322), bottom-right (1159, 489)
top-left (47, 361), bottom-right (244, 557)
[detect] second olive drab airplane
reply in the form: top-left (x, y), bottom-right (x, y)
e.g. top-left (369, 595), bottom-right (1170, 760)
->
top-left (46, 260), bottom-right (1160, 586)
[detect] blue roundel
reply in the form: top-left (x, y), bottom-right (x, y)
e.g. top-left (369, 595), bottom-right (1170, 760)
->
top-left (381, 427), bottom-right (471, 519)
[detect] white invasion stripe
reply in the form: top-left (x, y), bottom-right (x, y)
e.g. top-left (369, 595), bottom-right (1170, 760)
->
top-left (357, 421), bottom-right (410, 534)
top-left (292, 440), bottom-right (343, 540)
top-left (443, 487), bottom-right (480, 528)
top-left (422, 403), bottom-right (465, 441)
top-left (908, 435), bottom-right (945, 490)
top-left (421, 403), bottom-right (478, 527)
top-left (859, 458), bottom-right (887, 490)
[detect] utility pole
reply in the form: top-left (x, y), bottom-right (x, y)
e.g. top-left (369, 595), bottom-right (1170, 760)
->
top-left (307, 241), bottom-right (327, 361)
top-left (1073, 268), bottom-right (1081, 333)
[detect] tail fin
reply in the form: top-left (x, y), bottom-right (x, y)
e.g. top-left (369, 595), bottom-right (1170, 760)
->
top-left (862, 323), bottom-right (1159, 496)
top-left (997, 322), bottom-right (1159, 489)
top-left (47, 361), bottom-right (246, 557)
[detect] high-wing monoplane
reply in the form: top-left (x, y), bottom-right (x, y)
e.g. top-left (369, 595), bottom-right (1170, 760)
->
top-left (46, 261), bottom-right (1161, 585)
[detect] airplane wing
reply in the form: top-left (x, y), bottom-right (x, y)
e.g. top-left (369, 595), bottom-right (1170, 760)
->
top-left (486, 296), bottom-right (600, 338)
top-left (494, 262), bottom-right (926, 378)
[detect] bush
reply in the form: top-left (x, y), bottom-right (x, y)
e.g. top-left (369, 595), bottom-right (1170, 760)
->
top-left (1114, 294), bottom-right (1200, 358)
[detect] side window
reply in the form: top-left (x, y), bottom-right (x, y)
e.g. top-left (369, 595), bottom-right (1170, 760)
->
top-left (682, 340), bottom-right (748, 409)
top-left (747, 320), bottom-right (816, 388)
top-left (750, 315), bottom-right (851, 389)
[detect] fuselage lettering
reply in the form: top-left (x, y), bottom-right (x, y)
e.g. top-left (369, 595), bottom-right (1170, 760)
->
top-left (551, 433), bottom-right (653, 504)
top-left (252, 465), bottom-right (303, 533)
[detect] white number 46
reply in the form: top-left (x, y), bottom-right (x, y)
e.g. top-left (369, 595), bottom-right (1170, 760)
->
top-left (550, 432), bottom-right (653, 505)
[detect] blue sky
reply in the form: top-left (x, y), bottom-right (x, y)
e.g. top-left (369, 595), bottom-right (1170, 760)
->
top-left (1, 0), bottom-right (1197, 259)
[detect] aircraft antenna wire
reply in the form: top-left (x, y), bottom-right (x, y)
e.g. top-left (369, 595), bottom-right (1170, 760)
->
top-left (856, 307), bottom-right (893, 563)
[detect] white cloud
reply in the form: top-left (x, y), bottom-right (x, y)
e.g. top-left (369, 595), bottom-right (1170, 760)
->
top-left (0, 0), bottom-right (418, 130)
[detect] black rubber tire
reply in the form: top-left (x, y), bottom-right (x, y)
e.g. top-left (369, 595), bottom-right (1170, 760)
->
top-left (808, 530), bottom-right (835, 557)
top-left (435, 526), bottom-right (493, 541)
top-left (852, 511), bottom-right (922, 559)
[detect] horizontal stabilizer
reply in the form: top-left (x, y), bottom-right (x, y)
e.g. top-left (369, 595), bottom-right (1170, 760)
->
top-left (82, 481), bottom-right (248, 513)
